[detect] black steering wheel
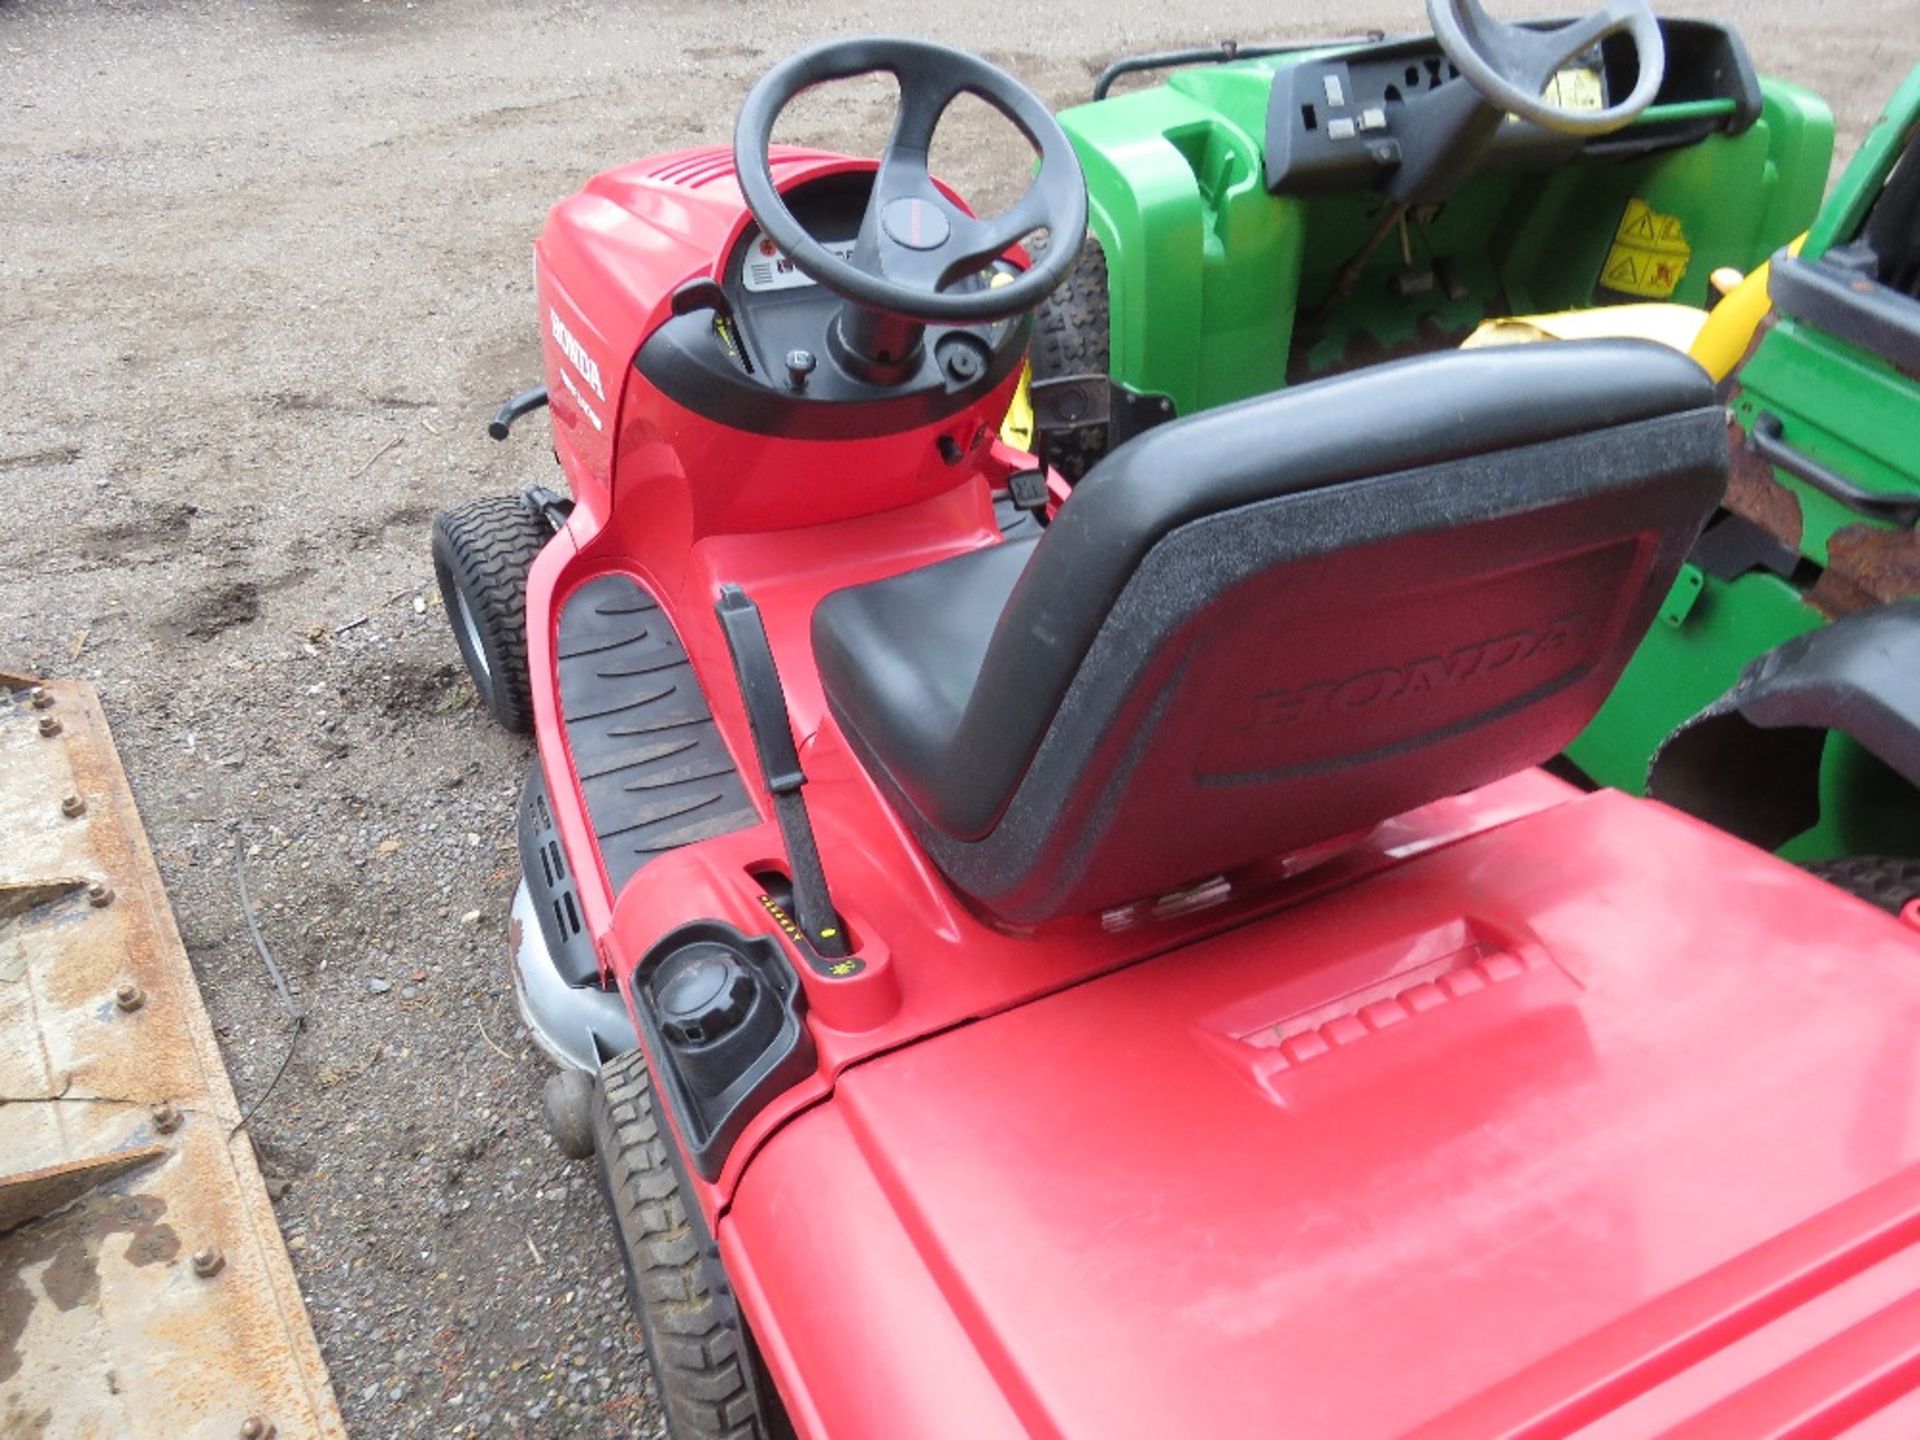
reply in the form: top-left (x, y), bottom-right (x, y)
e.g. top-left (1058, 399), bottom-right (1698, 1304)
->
top-left (733, 37), bottom-right (1087, 326)
top-left (1427, 0), bottom-right (1666, 136)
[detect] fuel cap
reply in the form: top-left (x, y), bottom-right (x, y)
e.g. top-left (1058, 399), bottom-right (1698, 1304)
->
top-left (654, 943), bottom-right (757, 1046)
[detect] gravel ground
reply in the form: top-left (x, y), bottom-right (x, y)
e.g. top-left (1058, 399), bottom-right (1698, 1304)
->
top-left (0, 2), bottom-right (1908, 1436)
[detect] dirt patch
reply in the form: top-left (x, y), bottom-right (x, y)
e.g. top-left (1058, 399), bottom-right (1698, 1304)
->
top-left (360, 654), bottom-right (476, 718)
top-left (0, 446), bottom-right (80, 474)
top-left (80, 502), bottom-right (196, 561)
top-left (175, 581), bottom-right (261, 640)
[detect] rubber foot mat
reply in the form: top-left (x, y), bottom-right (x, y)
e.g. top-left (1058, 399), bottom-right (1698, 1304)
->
top-left (557, 576), bottom-right (758, 896)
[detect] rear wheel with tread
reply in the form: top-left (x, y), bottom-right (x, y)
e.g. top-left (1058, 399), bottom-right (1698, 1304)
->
top-left (1805, 855), bottom-right (1920, 915)
top-left (430, 495), bottom-right (549, 732)
top-left (1027, 233), bottom-right (1112, 481)
top-left (593, 1050), bottom-right (787, 1440)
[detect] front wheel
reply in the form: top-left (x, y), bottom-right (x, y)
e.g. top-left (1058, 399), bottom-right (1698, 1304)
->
top-left (594, 1051), bottom-right (789, 1440)
top-left (430, 495), bottom-right (549, 732)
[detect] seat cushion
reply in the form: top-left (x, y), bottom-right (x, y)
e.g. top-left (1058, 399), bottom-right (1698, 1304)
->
top-left (813, 535), bottom-right (1037, 835)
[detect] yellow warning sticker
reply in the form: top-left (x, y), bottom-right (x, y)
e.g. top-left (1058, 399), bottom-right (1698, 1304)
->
top-left (1600, 197), bottom-right (1692, 299)
top-left (1543, 66), bottom-right (1604, 112)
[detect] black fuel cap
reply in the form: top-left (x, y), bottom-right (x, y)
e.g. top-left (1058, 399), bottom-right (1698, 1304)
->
top-left (653, 943), bottom-right (757, 1046)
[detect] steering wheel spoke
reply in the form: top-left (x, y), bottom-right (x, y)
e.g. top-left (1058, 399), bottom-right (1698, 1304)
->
top-left (933, 188), bottom-right (1049, 282)
top-left (883, 62), bottom-right (967, 157)
top-left (1505, 5), bottom-right (1635, 88)
top-left (1428, 0), bottom-right (1665, 137)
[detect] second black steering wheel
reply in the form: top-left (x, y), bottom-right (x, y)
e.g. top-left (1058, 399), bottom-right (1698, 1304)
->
top-left (733, 37), bottom-right (1088, 325)
top-left (1428, 0), bottom-right (1667, 136)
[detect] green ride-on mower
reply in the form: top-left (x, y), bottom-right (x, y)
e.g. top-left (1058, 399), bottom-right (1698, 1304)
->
top-left (1014, 0), bottom-right (1920, 884)
top-left (1594, 64), bottom-right (1920, 878)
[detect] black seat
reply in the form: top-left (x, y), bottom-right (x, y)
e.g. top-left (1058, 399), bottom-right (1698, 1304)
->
top-left (814, 341), bottom-right (1727, 924)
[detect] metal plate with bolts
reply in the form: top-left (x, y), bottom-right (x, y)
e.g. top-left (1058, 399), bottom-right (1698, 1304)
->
top-left (0, 672), bottom-right (345, 1439)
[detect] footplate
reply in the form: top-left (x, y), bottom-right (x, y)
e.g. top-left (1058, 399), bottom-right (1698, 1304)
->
top-left (0, 672), bottom-right (345, 1438)
top-left (557, 575), bottom-right (758, 896)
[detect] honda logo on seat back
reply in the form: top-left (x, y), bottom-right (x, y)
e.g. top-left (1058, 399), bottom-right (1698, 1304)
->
top-left (1240, 616), bottom-right (1584, 731)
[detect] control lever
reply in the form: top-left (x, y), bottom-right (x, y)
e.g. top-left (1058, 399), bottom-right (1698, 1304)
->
top-left (714, 585), bottom-right (850, 960)
top-left (1006, 468), bottom-right (1052, 527)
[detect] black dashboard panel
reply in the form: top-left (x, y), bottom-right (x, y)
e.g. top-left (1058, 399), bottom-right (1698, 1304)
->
top-left (1264, 19), bottom-right (1763, 197)
top-left (634, 172), bottom-right (1029, 438)
top-left (718, 172), bottom-right (872, 381)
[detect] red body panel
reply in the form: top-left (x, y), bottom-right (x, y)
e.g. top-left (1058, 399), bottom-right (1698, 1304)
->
top-left (727, 794), bottom-right (1920, 1438)
top-left (522, 140), bottom-right (1920, 1436)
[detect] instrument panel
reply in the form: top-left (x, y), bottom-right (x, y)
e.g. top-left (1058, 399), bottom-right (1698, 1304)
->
top-left (1263, 20), bottom-right (1763, 197)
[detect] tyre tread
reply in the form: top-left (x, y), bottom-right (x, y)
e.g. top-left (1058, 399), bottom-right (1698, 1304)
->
top-left (1805, 855), bottom-right (1920, 915)
top-left (1028, 233), bottom-right (1113, 481)
top-left (430, 495), bottom-right (548, 732)
top-left (593, 1051), bottom-right (775, 1440)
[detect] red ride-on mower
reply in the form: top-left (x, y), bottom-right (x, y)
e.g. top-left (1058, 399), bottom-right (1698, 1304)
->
top-left (436, 37), bottom-right (1920, 1439)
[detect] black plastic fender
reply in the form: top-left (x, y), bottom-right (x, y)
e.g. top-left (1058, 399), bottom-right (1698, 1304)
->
top-left (1648, 601), bottom-right (1920, 849)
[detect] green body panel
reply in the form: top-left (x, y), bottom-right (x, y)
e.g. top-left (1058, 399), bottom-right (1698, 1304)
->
top-left (1803, 64), bottom-right (1920, 258)
top-left (1568, 562), bottom-right (1920, 858)
top-left (1734, 322), bottom-right (1920, 567)
top-left (1059, 53), bottom-right (1834, 417)
top-left (1568, 66), bottom-right (1920, 857)
top-left (1564, 566), bottom-right (1816, 795)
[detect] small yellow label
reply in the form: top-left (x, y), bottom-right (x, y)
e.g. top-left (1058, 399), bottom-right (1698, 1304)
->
top-left (1600, 198), bottom-right (1692, 299)
top-left (1543, 66), bottom-right (1605, 112)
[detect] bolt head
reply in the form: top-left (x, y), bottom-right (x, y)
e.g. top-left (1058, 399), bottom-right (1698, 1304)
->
top-left (61, 793), bottom-right (86, 818)
top-left (150, 1102), bottom-right (183, 1134)
top-left (29, 687), bottom-right (53, 709)
top-left (114, 983), bottom-right (145, 1012)
top-left (37, 715), bottom-right (61, 737)
top-left (240, 1419), bottom-right (275, 1440)
top-left (191, 1248), bottom-right (225, 1278)
top-left (87, 882), bottom-right (114, 907)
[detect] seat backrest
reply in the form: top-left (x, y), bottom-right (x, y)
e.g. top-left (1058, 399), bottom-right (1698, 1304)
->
top-left (830, 341), bottom-right (1727, 924)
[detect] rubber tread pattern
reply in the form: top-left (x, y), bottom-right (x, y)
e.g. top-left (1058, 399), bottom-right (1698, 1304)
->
top-left (594, 1051), bottom-right (777, 1440)
top-left (558, 575), bottom-right (757, 896)
top-left (1806, 855), bottom-right (1920, 915)
top-left (1027, 233), bottom-right (1112, 481)
top-left (432, 496), bottom-right (551, 732)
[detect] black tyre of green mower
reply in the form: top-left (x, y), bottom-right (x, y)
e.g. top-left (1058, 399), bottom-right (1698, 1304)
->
top-left (1027, 233), bottom-right (1111, 482)
top-left (593, 1051), bottom-right (787, 1440)
top-left (430, 496), bottom-right (548, 733)
top-left (1805, 855), bottom-right (1920, 915)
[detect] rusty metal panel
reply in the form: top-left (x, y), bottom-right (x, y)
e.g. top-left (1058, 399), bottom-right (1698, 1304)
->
top-left (0, 674), bottom-right (346, 1440)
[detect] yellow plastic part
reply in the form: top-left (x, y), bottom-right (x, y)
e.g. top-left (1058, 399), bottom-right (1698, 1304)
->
top-left (1462, 303), bottom-right (1711, 355)
top-left (1688, 234), bottom-right (1805, 380)
top-left (1462, 234), bottom-right (1807, 382)
top-left (1002, 362), bottom-right (1036, 453)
